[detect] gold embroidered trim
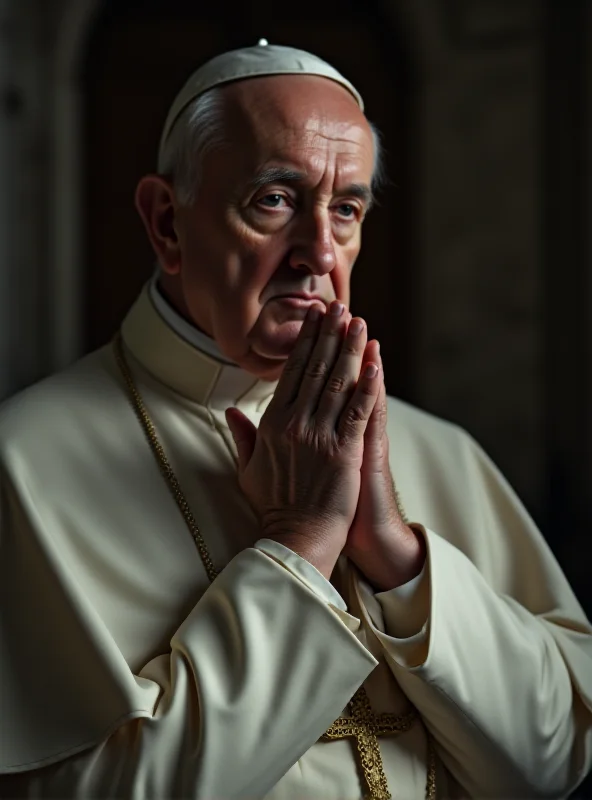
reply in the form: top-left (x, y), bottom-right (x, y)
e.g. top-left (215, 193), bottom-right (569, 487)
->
top-left (113, 333), bottom-right (437, 800)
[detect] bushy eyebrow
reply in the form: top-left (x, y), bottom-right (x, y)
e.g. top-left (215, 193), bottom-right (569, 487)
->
top-left (248, 167), bottom-right (306, 190)
top-left (246, 166), bottom-right (375, 210)
top-left (342, 183), bottom-right (375, 210)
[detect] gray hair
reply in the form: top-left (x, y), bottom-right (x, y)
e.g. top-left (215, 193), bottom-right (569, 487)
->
top-left (158, 87), bottom-right (387, 206)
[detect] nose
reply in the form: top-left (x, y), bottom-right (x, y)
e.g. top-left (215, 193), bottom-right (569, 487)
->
top-left (288, 209), bottom-right (337, 275)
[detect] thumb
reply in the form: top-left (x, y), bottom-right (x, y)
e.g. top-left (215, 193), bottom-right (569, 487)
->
top-left (225, 407), bottom-right (257, 472)
top-left (363, 346), bottom-right (387, 448)
top-left (366, 375), bottom-right (386, 438)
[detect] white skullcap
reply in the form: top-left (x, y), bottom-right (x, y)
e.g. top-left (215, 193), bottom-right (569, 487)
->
top-left (157, 40), bottom-right (364, 170)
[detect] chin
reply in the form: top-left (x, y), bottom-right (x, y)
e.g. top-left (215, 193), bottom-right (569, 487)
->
top-left (225, 321), bottom-right (303, 379)
top-left (253, 321), bottom-right (304, 358)
top-left (235, 348), bottom-right (289, 382)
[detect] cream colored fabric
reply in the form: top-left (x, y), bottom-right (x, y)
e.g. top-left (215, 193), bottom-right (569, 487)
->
top-left (0, 285), bottom-right (591, 798)
top-left (257, 538), bottom-right (348, 611)
top-left (149, 272), bottom-right (237, 365)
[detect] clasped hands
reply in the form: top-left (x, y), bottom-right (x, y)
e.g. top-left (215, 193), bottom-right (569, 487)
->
top-left (226, 301), bottom-right (426, 591)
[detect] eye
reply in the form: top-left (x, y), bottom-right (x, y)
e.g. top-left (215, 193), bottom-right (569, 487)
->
top-left (257, 194), bottom-right (289, 209)
top-left (334, 203), bottom-right (360, 220)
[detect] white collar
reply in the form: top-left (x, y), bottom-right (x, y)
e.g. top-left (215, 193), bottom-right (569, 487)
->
top-left (149, 272), bottom-right (237, 366)
top-left (123, 283), bottom-right (277, 410)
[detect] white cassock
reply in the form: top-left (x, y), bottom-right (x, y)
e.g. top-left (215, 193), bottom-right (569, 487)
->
top-left (1, 283), bottom-right (591, 799)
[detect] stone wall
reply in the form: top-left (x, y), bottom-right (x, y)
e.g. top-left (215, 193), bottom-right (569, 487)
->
top-left (0, 0), bottom-right (53, 399)
top-left (387, 0), bottom-right (545, 520)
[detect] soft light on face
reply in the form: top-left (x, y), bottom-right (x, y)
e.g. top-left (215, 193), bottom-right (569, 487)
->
top-left (170, 74), bottom-right (376, 380)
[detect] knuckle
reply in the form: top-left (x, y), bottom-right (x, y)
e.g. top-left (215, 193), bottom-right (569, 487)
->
top-left (305, 358), bottom-right (330, 380)
top-left (325, 375), bottom-right (348, 394)
top-left (341, 341), bottom-right (359, 356)
top-left (360, 381), bottom-right (377, 396)
top-left (343, 404), bottom-right (367, 426)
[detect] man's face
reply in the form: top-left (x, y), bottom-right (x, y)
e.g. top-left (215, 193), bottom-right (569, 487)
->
top-left (172, 74), bottom-right (375, 379)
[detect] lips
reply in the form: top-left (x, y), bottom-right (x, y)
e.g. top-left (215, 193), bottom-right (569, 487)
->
top-left (273, 293), bottom-right (326, 306)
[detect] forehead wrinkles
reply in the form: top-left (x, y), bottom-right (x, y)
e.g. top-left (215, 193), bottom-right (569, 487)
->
top-left (299, 118), bottom-right (368, 149)
top-left (275, 109), bottom-right (369, 152)
top-left (222, 87), bottom-right (373, 185)
top-left (287, 123), bottom-right (373, 188)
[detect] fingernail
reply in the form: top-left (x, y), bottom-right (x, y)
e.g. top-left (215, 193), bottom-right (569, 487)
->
top-left (330, 302), bottom-right (345, 317)
top-left (308, 306), bottom-right (322, 321)
top-left (364, 363), bottom-right (378, 378)
top-left (349, 319), bottom-right (364, 336)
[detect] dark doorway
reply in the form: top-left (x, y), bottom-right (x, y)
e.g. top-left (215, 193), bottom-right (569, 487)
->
top-left (82, 0), bottom-right (419, 402)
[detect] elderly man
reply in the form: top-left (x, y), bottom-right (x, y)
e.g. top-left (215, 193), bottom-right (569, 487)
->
top-left (1, 42), bottom-right (591, 800)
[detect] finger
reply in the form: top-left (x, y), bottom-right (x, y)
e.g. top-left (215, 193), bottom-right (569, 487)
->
top-left (294, 300), bottom-right (349, 417)
top-left (225, 407), bottom-right (257, 472)
top-left (269, 304), bottom-right (325, 408)
top-left (362, 339), bottom-right (380, 371)
top-left (337, 358), bottom-right (381, 443)
top-left (364, 359), bottom-right (387, 449)
top-left (314, 316), bottom-right (368, 427)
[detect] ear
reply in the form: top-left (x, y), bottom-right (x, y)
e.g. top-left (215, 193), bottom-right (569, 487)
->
top-left (135, 175), bottom-right (181, 275)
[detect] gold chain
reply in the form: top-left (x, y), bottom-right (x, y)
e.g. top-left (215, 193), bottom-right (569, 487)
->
top-left (114, 334), bottom-right (218, 583)
top-left (113, 333), bottom-right (437, 799)
top-left (323, 686), bottom-right (428, 800)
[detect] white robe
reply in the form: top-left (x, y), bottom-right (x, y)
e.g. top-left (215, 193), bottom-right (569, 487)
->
top-left (0, 285), bottom-right (591, 799)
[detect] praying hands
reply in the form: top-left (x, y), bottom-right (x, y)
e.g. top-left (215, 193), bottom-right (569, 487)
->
top-left (226, 300), bottom-right (425, 588)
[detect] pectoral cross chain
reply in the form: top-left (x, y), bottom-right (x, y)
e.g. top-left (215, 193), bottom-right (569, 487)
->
top-left (114, 336), bottom-right (437, 800)
top-left (321, 686), bottom-right (417, 800)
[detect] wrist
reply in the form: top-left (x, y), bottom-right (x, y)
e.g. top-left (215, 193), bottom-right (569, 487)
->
top-left (348, 525), bottom-right (426, 591)
top-left (263, 530), bottom-right (345, 580)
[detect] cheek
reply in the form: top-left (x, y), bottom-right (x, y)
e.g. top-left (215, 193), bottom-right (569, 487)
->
top-left (331, 248), bottom-right (358, 304)
top-left (229, 238), bottom-right (285, 297)
top-left (212, 248), bottom-right (279, 337)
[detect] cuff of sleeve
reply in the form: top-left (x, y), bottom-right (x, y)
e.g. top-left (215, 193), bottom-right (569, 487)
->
top-left (255, 538), bottom-right (348, 612)
top-left (354, 524), bottom-right (432, 668)
top-left (375, 534), bottom-right (430, 639)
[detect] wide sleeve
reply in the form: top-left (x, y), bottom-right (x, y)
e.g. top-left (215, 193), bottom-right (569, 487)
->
top-left (356, 432), bottom-right (592, 798)
top-left (0, 478), bottom-right (377, 798)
